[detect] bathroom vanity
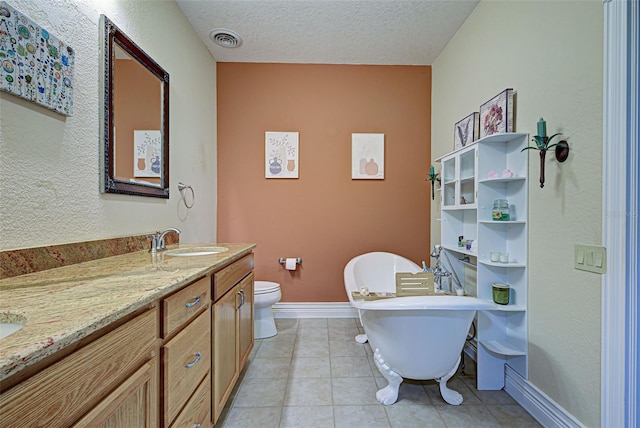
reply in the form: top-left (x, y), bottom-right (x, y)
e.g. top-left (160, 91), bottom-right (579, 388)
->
top-left (0, 243), bottom-right (255, 427)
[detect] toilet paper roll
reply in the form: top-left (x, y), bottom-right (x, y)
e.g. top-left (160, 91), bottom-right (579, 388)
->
top-left (285, 258), bottom-right (297, 271)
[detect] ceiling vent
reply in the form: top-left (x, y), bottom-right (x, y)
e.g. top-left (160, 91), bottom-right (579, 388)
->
top-left (209, 29), bottom-right (242, 48)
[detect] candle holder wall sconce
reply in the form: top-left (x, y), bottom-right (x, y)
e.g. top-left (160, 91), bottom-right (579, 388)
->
top-left (521, 118), bottom-right (570, 188)
top-left (425, 169), bottom-right (441, 200)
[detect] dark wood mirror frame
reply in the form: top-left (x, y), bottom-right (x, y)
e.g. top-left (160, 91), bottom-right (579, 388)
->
top-left (100, 15), bottom-right (169, 198)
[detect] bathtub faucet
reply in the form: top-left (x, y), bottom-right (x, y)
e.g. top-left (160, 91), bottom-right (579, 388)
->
top-left (430, 245), bottom-right (452, 293)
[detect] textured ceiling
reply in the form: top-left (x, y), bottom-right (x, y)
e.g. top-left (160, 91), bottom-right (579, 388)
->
top-left (176, 0), bottom-right (479, 65)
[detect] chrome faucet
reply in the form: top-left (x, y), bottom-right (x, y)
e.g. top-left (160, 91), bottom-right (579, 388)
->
top-left (149, 227), bottom-right (181, 253)
top-left (430, 245), bottom-right (452, 293)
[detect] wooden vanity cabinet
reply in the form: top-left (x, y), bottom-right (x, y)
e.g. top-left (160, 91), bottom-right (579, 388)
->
top-left (212, 254), bottom-right (255, 424)
top-left (0, 249), bottom-right (255, 428)
top-left (160, 276), bottom-right (212, 428)
top-left (0, 308), bottom-right (158, 428)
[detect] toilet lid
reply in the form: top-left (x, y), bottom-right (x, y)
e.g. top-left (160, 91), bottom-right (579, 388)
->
top-left (255, 281), bottom-right (280, 295)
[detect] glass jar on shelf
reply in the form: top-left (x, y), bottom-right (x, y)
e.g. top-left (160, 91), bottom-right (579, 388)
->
top-left (492, 199), bottom-right (510, 221)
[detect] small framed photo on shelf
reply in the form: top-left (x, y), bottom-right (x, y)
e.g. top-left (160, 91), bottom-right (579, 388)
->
top-left (479, 88), bottom-right (514, 138)
top-left (454, 112), bottom-right (480, 150)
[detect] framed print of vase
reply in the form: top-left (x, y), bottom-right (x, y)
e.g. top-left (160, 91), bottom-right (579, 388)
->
top-left (133, 130), bottom-right (161, 177)
top-left (479, 88), bottom-right (514, 138)
top-left (454, 112), bottom-right (480, 150)
top-left (266, 131), bottom-right (299, 178)
top-left (352, 133), bottom-right (384, 179)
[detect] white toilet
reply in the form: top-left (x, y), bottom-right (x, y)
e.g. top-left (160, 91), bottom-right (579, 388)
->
top-left (254, 281), bottom-right (282, 339)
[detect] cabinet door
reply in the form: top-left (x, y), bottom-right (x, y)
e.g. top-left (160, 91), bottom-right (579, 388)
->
top-left (441, 155), bottom-right (457, 207)
top-left (213, 285), bottom-right (239, 422)
top-left (73, 357), bottom-right (158, 428)
top-left (458, 147), bottom-right (477, 206)
top-left (238, 272), bottom-right (254, 370)
top-left (0, 309), bottom-right (157, 428)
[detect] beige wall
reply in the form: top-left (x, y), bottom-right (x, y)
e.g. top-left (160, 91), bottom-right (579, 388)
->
top-left (217, 63), bottom-right (431, 302)
top-left (0, 0), bottom-right (217, 250)
top-left (431, 1), bottom-right (603, 426)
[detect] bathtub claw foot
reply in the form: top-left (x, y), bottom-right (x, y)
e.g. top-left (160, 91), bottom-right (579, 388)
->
top-left (437, 356), bottom-right (463, 405)
top-left (373, 348), bottom-right (403, 405)
top-left (355, 333), bottom-right (368, 343)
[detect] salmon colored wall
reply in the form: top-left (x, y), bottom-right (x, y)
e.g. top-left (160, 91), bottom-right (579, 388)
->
top-left (217, 63), bottom-right (431, 302)
top-left (114, 58), bottom-right (162, 184)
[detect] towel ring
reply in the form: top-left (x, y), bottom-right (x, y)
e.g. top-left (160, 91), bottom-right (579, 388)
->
top-left (178, 182), bottom-right (195, 209)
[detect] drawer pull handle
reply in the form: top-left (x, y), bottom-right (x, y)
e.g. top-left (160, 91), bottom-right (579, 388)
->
top-left (185, 351), bottom-right (202, 368)
top-left (185, 296), bottom-right (202, 308)
top-left (236, 290), bottom-right (242, 310)
top-left (194, 425), bottom-right (202, 428)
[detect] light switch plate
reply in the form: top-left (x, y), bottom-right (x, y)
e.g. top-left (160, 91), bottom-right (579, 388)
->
top-left (575, 244), bottom-right (607, 274)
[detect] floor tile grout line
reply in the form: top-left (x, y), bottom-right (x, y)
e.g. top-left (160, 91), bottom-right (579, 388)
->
top-left (222, 318), bottom-right (540, 428)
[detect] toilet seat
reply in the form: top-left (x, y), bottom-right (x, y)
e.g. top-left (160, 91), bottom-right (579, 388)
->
top-left (255, 281), bottom-right (280, 295)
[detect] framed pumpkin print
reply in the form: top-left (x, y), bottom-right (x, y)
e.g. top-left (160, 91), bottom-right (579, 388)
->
top-left (352, 133), bottom-right (384, 179)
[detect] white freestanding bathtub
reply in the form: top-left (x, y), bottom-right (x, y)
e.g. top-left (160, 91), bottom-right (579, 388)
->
top-left (344, 252), bottom-right (493, 405)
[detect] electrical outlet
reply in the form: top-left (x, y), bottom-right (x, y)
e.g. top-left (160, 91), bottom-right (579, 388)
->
top-left (575, 244), bottom-right (607, 274)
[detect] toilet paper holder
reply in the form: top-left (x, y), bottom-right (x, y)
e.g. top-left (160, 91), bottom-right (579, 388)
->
top-left (278, 257), bottom-right (303, 265)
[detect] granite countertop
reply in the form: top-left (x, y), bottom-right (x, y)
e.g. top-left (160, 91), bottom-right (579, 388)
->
top-left (0, 243), bottom-right (255, 382)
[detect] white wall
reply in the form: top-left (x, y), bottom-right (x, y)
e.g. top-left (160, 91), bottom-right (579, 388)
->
top-left (0, 0), bottom-right (217, 250)
top-left (431, 1), bottom-right (603, 426)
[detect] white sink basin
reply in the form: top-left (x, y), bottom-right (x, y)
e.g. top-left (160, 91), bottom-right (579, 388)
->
top-left (0, 313), bottom-right (26, 340)
top-left (0, 323), bottom-right (24, 340)
top-left (165, 246), bottom-right (229, 257)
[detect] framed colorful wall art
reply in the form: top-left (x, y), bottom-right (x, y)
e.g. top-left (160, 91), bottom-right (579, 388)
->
top-left (0, 2), bottom-right (75, 116)
top-left (479, 89), bottom-right (514, 138)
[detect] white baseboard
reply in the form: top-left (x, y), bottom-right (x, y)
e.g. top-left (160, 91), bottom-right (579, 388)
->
top-left (272, 302), bottom-right (358, 318)
top-left (504, 365), bottom-right (585, 428)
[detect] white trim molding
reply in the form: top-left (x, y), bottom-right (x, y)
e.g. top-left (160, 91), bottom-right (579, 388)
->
top-left (273, 302), bottom-right (358, 318)
top-left (505, 366), bottom-right (585, 428)
top-left (625, 4), bottom-right (639, 427)
top-left (602, 0), bottom-right (638, 427)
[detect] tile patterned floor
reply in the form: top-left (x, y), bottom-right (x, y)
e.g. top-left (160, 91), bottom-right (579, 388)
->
top-left (215, 318), bottom-right (541, 428)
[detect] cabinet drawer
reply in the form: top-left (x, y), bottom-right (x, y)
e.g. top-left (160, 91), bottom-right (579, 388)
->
top-left (214, 253), bottom-right (254, 301)
top-left (170, 374), bottom-right (210, 428)
top-left (163, 276), bottom-right (210, 337)
top-left (0, 308), bottom-right (157, 428)
top-left (163, 308), bottom-right (211, 425)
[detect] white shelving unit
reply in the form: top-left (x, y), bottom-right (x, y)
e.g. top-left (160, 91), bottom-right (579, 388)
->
top-left (437, 133), bottom-right (528, 390)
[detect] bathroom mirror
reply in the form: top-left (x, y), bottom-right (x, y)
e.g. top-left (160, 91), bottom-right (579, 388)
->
top-left (100, 15), bottom-right (169, 198)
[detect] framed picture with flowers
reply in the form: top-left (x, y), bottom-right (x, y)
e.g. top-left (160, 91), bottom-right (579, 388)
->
top-left (454, 112), bottom-right (480, 150)
top-left (479, 88), bottom-right (514, 138)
